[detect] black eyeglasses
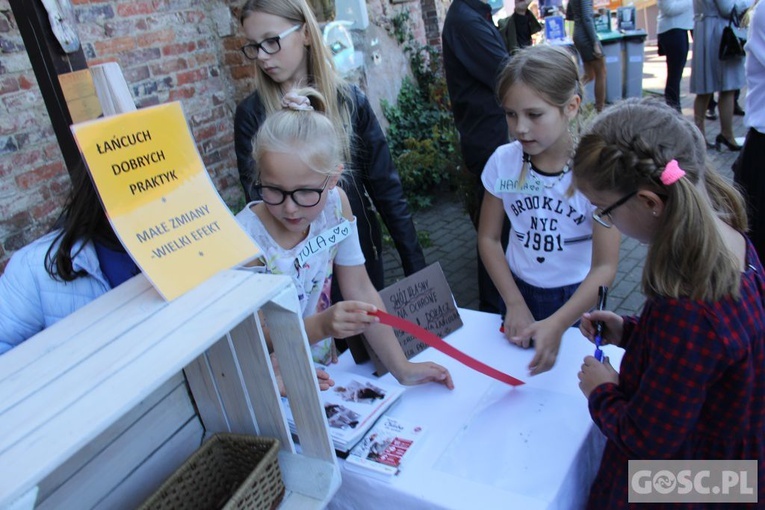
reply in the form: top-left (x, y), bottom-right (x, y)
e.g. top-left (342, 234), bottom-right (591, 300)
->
top-left (241, 24), bottom-right (302, 60)
top-left (254, 175), bottom-right (331, 207)
top-left (592, 191), bottom-right (637, 228)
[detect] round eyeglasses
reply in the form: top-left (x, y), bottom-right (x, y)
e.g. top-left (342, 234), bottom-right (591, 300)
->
top-left (253, 175), bottom-right (331, 208)
top-left (241, 24), bottom-right (302, 60)
top-left (592, 191), bottom-right (636, 228)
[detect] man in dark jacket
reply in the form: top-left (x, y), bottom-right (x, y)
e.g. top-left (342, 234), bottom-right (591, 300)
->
top-left (442, 0), bottom-right (510, 313)
top-left (497, 0), bottom-right (542, 53)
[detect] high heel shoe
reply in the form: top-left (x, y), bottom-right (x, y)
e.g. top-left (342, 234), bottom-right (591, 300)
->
top-left (715, 133), bottom-right (741, 152)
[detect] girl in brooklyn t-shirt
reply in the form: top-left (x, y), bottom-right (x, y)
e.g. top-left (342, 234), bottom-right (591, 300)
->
top-left (478, 45), bottom-right (620, 376)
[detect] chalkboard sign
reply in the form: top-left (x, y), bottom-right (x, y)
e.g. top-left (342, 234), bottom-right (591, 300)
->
top-left (362, 262), bottom-right (463, 376)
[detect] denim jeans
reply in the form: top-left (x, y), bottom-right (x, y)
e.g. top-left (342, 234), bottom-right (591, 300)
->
top-left (657, 28), bottom-right (689, 112)
top-left (501, 274), bottom-right (581, 323)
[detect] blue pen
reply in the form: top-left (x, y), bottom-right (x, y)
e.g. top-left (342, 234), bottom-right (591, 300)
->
top-left (594, 286), bottom-right (608, 362)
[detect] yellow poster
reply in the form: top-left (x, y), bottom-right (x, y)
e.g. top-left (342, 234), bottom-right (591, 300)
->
top-left (71, 102), bottom-right (261, 301)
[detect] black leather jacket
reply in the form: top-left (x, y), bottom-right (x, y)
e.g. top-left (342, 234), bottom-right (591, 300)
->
top-left (234, 84), bottom-right (426, 289)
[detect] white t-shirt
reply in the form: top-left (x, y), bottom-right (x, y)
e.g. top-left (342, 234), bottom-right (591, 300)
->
top-left (482, 141), bottom-right (596, 288)
top-left (236, 188), bottom-right (365, 364)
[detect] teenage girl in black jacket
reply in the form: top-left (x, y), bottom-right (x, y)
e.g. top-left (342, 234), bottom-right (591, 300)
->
top-left (234, 0), bottom-right (425, 290)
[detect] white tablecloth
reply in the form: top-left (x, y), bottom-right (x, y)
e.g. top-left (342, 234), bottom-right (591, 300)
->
top-left (327, 308), bottom-right (624, 510)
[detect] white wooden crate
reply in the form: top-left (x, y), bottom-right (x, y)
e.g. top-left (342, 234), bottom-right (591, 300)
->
top-left (0, 270), bottom-right (341, 509)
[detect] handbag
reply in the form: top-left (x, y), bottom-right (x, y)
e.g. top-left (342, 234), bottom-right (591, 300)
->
top-left (719, 6), bottom-right (747, 60)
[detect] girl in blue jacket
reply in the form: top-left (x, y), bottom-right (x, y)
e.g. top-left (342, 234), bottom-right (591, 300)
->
top-left (0, 168), bottom-right (138, 352)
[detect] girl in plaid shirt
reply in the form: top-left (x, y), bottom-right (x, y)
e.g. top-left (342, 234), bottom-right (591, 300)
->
top-left (573, 98), bottom-right (765, 508)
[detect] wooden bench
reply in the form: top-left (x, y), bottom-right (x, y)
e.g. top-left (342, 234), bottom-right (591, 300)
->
top-left (0, 270), bottom-right (341, 509)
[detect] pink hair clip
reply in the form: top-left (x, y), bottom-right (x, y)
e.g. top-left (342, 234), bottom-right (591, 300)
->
top-left (660, 159), bottom-right (685, 185)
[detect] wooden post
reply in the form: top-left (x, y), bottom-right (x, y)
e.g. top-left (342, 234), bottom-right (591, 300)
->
top-left (9, 0), bottom-right (88, 178)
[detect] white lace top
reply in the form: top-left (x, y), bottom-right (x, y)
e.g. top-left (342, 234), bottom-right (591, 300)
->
top-left (236, 188), bottom-right (365, 363)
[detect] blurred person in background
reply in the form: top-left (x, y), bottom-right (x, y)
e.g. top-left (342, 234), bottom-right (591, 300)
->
top-left (657, 0), bottom-right (694, 112)
top-left (690, 0), bottom-right (750, 151)
top-left (442, 0), bottom-right (511, 313)
top-left (733, 0), bottom-right (764, 262)
top-left (568, 0), bottom-right (607, 112)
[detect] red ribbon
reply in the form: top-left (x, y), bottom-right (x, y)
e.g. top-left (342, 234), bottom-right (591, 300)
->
top-left (370, 310), bottom-right (525, 387)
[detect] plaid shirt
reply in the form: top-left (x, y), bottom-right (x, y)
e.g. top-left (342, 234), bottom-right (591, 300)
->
top-left (587, 241), bottom-right (765, 508)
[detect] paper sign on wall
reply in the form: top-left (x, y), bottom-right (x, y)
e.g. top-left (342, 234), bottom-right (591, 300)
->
top-left (594, 10), bottom-right (611, 33)
top-left (363, 262), bottom-right (463, 376)
top-left (617, 6), bottom-right (636, 31)
top-left (544, 16), bottom-right (566, 43)
top-left (71, 102), bottom-right (261, 301)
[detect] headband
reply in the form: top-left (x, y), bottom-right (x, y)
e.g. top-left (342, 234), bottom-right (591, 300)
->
top-left (660, 159), bottom-right (685, 185)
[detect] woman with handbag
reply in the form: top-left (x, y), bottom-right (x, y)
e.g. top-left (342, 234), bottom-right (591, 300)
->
top-left (690, 0), bottom-right (751, 151)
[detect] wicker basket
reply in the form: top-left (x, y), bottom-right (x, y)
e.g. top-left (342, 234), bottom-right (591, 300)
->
top-left (139, 433), bottom-right (285, 510)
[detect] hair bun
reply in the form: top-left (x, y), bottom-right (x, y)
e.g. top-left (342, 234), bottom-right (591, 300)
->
top-left (281, 92), bottom-right (314, 111)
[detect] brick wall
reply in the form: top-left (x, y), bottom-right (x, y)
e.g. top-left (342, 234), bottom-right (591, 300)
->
top-left (1, 0), bottom-right (69, 272)
top-left (0, 0), bottom-right (448, 273)
top-left (421, 0), bottom-right (446, 50)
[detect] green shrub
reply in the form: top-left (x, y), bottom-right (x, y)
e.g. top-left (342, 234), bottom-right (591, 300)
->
top-left (395, 139), bottom-right (443, 209)
top-left (380, 11), bottom-right (462, 211)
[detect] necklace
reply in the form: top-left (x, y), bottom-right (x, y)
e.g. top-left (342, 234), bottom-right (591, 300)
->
top-left (523, 153), bottom-right (572, 189)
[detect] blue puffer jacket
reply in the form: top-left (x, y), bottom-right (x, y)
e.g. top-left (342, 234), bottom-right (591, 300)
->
top-left (0, 232), bottom-right (110, 354)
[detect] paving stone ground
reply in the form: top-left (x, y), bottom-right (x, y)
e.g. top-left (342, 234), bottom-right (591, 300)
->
top-left (382, 43), bottom-right (746, 318)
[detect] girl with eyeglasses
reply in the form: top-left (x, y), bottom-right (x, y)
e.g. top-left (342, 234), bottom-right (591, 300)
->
top-left (234, 0), bottom-right (426, 300)
top-left (478, 45), bottom-right (620, 376)
top-left (236, 88), bottom-right (453, 389)
top-left (575, 98), bottom-right (765, 507)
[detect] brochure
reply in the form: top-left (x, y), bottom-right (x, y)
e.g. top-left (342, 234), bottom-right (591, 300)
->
top-left (344, 415), bottom-right (426, 481)
top-left (282, 369), bottom-right (405, 453)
